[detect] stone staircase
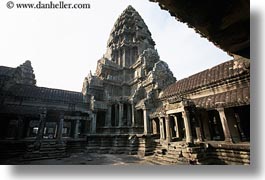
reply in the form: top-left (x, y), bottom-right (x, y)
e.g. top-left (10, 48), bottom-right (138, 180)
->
top-left (85, 134), bottom-right (157, 156)
top-left (86, 135), bottom-right (133, 154)
top-left (198, 142), bottom-right (250, 165)
top-left (146, 141), bottom-right (190, 165)
top-left (66, 140), bottom-right (87, 154)
top-left (23, 140), bottom-right (67, 161)
top-left (0, 140), bottom-right (27, 163)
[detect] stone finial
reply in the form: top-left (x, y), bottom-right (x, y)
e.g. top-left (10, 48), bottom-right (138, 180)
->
top-left (15, 60), bottom-right (36, 85)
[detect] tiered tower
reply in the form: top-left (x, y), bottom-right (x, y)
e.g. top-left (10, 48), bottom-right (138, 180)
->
top-left (83, 6), bottom-right (176, 135)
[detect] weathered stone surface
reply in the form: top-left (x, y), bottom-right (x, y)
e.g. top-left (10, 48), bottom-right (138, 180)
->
top-left (82, 5), bottom-right (176, 135)
top-left (0, 5), bottom-right (250, 165)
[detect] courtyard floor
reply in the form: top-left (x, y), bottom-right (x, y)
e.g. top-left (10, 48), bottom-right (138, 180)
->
top-left (18, 153), bottom-right (156, 165)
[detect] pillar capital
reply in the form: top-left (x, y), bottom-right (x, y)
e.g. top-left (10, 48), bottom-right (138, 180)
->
top-left (216, 107), bottom-right (225, 112)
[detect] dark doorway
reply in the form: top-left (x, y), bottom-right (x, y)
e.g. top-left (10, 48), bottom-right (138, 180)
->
top-left (233, 105), bottom-right (250, 141)
top-left (208, 110), bottom-right (225, 141)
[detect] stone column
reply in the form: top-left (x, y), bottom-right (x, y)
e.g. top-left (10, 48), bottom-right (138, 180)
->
top-left (119, 103), bottom-right (124, 127)
top-left (115, 104), bottom-right (119, 126)
top-left (127, 104), bottom-right (131, 126)
top-left (165, 115), bottom-right (172, 142)
top-left (217, 108), bottom-right (233, 142)
top-left (131, 103), bottom-right (135, 127)
top-left (91, 113), bottom-right (97, 134)
top-left (200, 110), bottom-right (211, 140)
top-left (105, 106), bottom-right (112, 127)
top-left (57, 112), bottom-right (64, 143)
top-left (143, 109), bottom-right (151, 135)
top-left (37, 109), bottom-right (47, 140)
top-left (74, 119), bottom-right (80, 139)
top-left (182, 110), bottom-right (193, 143)
top-left (159, 118), bottom-right (164, 140)
top-left (225, 108), bottom-right (241, 142)
top-left (173, 115), bottom-right (180, 138)
top-left (17, 116), bottom-right (24, 140)
top-left (195, 127), bottom-right (203, 142)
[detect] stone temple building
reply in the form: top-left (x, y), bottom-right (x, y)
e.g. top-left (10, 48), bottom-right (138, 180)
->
top-left (82, 5), bottom-right (176, 148)
top-left (0, 6), bottom-right (250, 165)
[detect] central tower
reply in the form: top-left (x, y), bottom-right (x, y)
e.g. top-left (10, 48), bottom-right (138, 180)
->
top-left (82, 5), bottom-right (176, 135)
top-left (104, 5), bottom-right (155, 67)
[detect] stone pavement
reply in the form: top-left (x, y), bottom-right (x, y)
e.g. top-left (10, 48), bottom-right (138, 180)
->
top-left (20, 153), bottom-right (156, 165)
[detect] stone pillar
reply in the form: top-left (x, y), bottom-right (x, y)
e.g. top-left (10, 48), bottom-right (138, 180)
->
top-left (159, 118), bottom-right (164, 140)
top-left (91, 113), bottom-right (97, 134)
top-left (217, 108), bottom-right (233, 142)
top-left (119, 103), bottom-right (124, 126)
top-left (165, 115), bottom-right (172, 142)
top-left (182, 110), bottom-right (193, 143)
top-left (115, 104), bottom-right (119, 126)
top-left (131, 103), bottom-right (135, 127)
top-left (105, 106), bottom-right (112, 127)
top-left (143, 109), bottom-right (150, 134)
top-left (17, 116), bottom-right (24, 140)
top-left (74, 119), bottom-right (80, 139)
top-left (200, 110), bottom-right (211, 140)
top-left (173, 115), bottom-right (180, 138)
top-left (127, 104), bottom-right (131, 126)
top-left (225, 108), bottom-right (241, 142)
top-left (195, 127), bottom-right (203, 142)
top-left (37, 109), bottom-right (47, 140)
top-left (57, 112), bottom-right (64, 143)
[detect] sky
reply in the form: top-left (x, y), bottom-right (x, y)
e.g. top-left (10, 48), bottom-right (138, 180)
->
top-left (0, 0), bottom-right (232, 92)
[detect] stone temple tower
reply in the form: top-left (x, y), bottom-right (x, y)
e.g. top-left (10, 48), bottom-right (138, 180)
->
top-left (82, 5), bottom-right (176, 135)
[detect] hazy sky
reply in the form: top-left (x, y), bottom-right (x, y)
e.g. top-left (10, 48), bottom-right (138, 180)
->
top-left (0, 0), bottom-right (232, 92)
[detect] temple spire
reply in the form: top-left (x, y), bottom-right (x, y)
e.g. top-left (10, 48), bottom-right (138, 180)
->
top-left (104, 5), bottom-right (155, 67)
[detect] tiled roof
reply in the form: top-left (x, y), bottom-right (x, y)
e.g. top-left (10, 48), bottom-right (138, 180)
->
top-left (160, 58), bottom-right (250, 99)
top-left (0, 66), bottom-right (15, 77)
top-left (0, 105), bottom-right (41, 115)
top-left (7, 84), bottom-right (84, 103)
top-left (193, 86), bottom-right (250, 109)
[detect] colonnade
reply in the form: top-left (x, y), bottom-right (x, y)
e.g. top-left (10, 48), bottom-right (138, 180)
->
top-left (152, 107), bottom-right (247, 144)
